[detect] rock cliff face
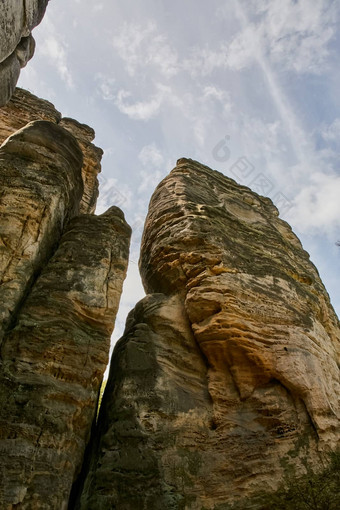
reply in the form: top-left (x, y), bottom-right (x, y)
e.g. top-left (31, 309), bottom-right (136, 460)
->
top-left (79, 158), bottom-right (340, 509)
top-left (0, 1), bottom-right (49, 106)
top-left (0, 88), bottom-right (103, 214)
top-left (0, 120), bottom-right (83, 344)
top-left (0, 86), bottom-right (339, 508)
top-left (0, 110), bottom-right (131, 508)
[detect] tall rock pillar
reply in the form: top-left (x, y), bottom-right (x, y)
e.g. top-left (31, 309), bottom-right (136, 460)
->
top-left (0, 117), bottom-right (131, 508)
top-left (79, 158), bottom-right (339, 509)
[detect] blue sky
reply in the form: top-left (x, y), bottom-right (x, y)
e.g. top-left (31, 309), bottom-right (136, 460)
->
top-left (18, 0), bottom-right (340, 351)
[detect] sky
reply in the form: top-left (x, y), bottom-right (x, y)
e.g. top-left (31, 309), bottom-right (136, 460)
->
top-left (18, 0), bottom-right (340, 359)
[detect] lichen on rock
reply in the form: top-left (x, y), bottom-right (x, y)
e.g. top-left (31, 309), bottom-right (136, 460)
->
top-left (0, 101), bottom-right (131, 509)
top-left (0, 88), bottom-right (104, 215)
top-left (78, 158), bottom-right (340, 509)
top-left (0, 120), bottom-right (84, 344)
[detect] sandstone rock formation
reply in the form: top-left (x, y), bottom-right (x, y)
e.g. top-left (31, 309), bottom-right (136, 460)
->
top-left (0, 120), bottom-right (83, 344)
top-left (77, 293), bottom-right (212, 510)
top-left (78, 158), bottom-right (340, 509)
top-left (0, 1), bottom-right (49, 106)
top-left (0, 117), bottom-right (131, 508)
top-left (0, 87), bottom-right (61, 144)
top-left (59, 118), bottom-right (103, 214)
top-left (0, 88), bottom-right (102, 214)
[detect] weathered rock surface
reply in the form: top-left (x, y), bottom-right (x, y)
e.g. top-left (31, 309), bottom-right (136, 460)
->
top-left (0, 112), bottom-right (131, 508)
top-left (0, 1), bottom-right (49, 106)
top-left (77, 293), bottom-right (211, 510)
top-left (0, 88), bottom-right (103, 214)
top-left (80, 158), bottom-right (340, 509)
top-left (0, 208), bottom-right (130, 509)
top-left (0, 88), bottom-right (61, 143)
top-left (0, 120), bottom-right (83, 344)
top-left (59, 118), bottom-right (102, 214)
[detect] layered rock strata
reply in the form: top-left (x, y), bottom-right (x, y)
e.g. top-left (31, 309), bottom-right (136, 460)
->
top-left (0, 1), bottom-right (49, 106)
top-left (0, 88), bottom-right (103, 214)
top-left (79, 158), bottom-right (340, 509)
top-left (59, 118), bottom-right (103, 214)
top-left (0, 88), bottom-right (61, 146)
top-left (0, 119), bottom-right (131, 508)
top-left (77, 293), bottom-right (212, 510)
top-left (0, 120), bottom-right (83, 344)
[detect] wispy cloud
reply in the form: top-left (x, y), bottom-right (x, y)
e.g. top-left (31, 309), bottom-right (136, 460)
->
top-left (230, 1), bottom-right (324, 178)
top-left (114, 88), bottom-right (163, 120)
top-left (184, 0), bottom-right (337, 77)
top-left (251, 0), bottom-right (337, 74)
top-left (95, 73), bottom-right (116, 100)
top-left (40, 36), bottom-right (74, 88)
top-left (321, 118), bottom-right (340, 143)
top-left (183, 45), bottom-right (229, 76)
top-left (138, 143), bottom-right (164, 167)
top-left (30, 11), bottom-right (75, 90)
top-left (114, 84), bottom-right (175, 121)
top-left (290, 171), bottom-right (340, 236)
top-left (112, 21), bottom-right (179, 78)
top-left (202, 86), bottom-right (232, 114)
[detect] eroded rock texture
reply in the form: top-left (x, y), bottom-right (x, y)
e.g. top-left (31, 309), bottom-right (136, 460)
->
top-left (77, 293), bottom-right (211, 510)
top-left (0, 120), bottom-right (83, 344)
top-left (80, 158), bottom-right (340, 509)
top-left (0, 119), bottom-right (131, 508)
top-left (0, 88), bottom-right (103, 214)
top-left (0, 1), bottom-right (49, 106)
top-left (59, 118), bottom-right (103, 214)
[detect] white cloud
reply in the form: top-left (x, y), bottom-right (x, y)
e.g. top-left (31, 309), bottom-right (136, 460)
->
top-left (164, 86), bottom-right (233, 148)
top-left (289, 172), bottom-right (340, 236)
top-left (114, 84), bottom-right (172, 121)
top-left (182, 28), bottom-right (260, 76)
top-left (114, 89), bottom-right (162, 120)
top-left (191, 0), bottom-right (337, 76)
top-left (40, 36), bottom-right (74, 88)
top-left (321, 118), bottom-right (340, 143)
top-left (202, 85), bottom-right (232, 114)
top-left (236, 0), bottom-right (337, 74)
top-left (112, 21), bottom-right (178, 78)
top-left (225, 25), bottom-right (258, 71)
top-left (182, 45), bottom-right (229, 76)
top-left (264, 1), bottom-right (336, 74)
top-left (138, 143), bottom-right (164, 167)
top-left (95, 73), bottom-right (116, 100)
top-left (35, 13), bottom-right (75, 89)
